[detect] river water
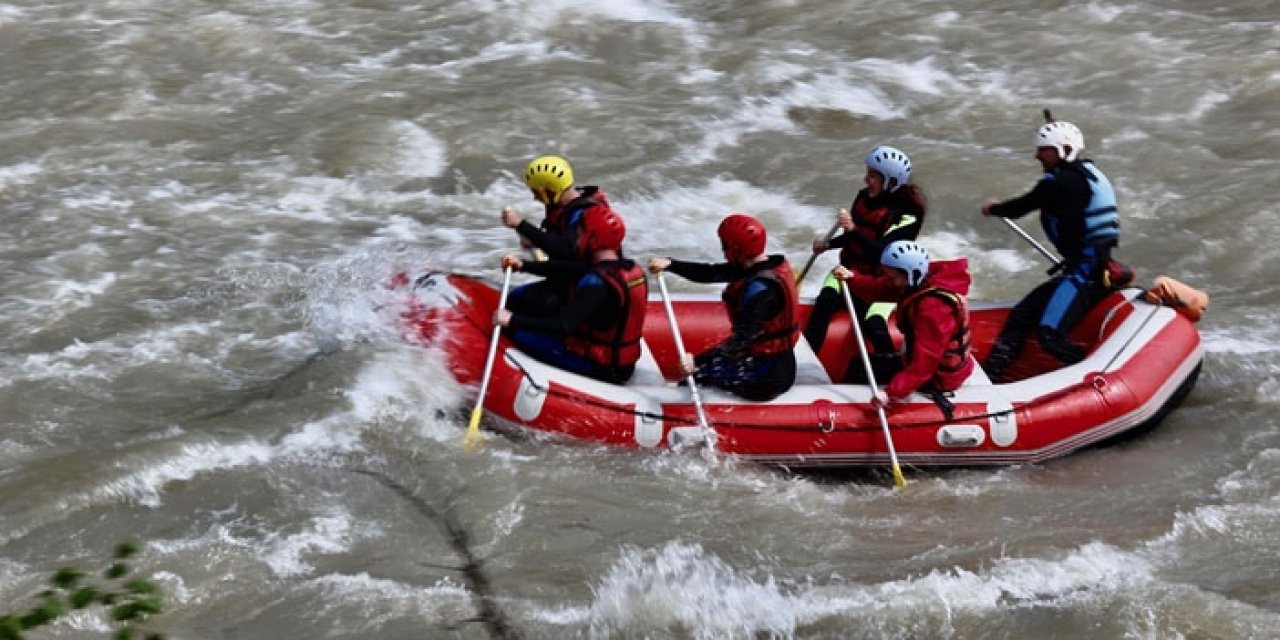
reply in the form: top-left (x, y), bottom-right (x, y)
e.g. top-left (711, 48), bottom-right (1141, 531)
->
top-left (2, 1), bottom-right (1278, 638)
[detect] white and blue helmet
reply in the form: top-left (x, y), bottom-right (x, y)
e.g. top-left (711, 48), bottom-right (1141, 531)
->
top-left (1034, 121), bottom-right (1084, 162)
top-left (864, 145), bottom-right (912, 192)
top-left (881, 240), bottom-right (929, 288)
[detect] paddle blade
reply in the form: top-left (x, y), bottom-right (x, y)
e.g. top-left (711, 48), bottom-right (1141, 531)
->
top-left (891, 464), bottom-right (907, 488)
top-left (463, 407), bottom-right (484, 451)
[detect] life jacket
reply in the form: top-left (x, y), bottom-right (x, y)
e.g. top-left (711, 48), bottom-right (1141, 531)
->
top-left (565, 259), bottom-right (648, 368)
top-left (1042, 161), bottom-right (1120, 251)
top-left (839, 191), bottom-right (920, 270)
top-left (897, 287), bottom-right (972, 376)
top-left (1078, 161), bottom-right (1120, 246)
top-left (721, 259), bottom-right (800, 356)
top-left (543, 186), bottom-right (603, 251)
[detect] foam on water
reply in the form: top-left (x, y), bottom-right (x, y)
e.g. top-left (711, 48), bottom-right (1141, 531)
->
top-left (508, 0), bottom-right (698, 32)
top-left (416, 41), bottom-right (586, 80)
top-left (345, 347), bottom-right (468, 443)
top-left (306, 573), bottom-right (473, 630)
top-left (0, 160), bottom-right (41, 189)
top-left (861, 56), bottom-right (968, 98)
top-left (87, 439), bottom-right (277, 508)
top-left (619, 177), bottom-right (830, 264)
top-left (562, 535), bottom-right (1280, 638)
top-left (261, 508), bottom-right (375, 577)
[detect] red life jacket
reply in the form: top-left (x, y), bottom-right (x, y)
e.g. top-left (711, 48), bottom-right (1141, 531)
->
top-left (897, 287), bottom-right (972, 375)
top-left (543, 187), bottom-right (603, 249)
top-left (838, 191), bottom-right (896, 271)
top-left (565, 260), bottom-right (648, 368)
top-left (721, 259), bottom-right (800, 356)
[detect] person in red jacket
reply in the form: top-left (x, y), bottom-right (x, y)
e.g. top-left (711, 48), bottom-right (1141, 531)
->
top-left (805, 145), bottom-right (927, 382)
top-left (834, 241), bottom-right (975, 408)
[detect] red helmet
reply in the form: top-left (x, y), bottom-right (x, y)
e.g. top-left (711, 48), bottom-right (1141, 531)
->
top-left (577, 207), bottom-right (626, 256)
top-left (717, 213), bottom-right (766, 263)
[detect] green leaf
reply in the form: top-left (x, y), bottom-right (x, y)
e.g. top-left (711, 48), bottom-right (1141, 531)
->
top-left (71, 586), bottom-right (99, 609)
top-left (114, 541), bottom-right (141, 560)
top-left (52, 568), bottom-right (83, 589)
top-left (134, 599), bottom-right (162, 615)
top-left (19, 595), bottom-right (62, 628)
top-left (116, 628), bottom-right (134, 640)
top-left (0, 614), bottom-right (24, 640)
top-left (126, 580), bottom-right (158, 596)
top-left (18, 609), bottom-right (51, 629)
top-left (111, 603), bottom-right (140, 622)
top-left (105, 563), bottom-right (129, 580)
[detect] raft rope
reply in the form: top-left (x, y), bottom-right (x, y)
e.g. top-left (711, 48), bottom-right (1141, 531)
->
top-left (503, 352), bottom-right (1025, 435)
top-left (1100, 290), bottom-right (1165, 374)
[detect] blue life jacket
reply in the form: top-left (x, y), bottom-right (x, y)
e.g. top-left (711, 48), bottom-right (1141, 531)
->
top-left (1078, 161), bottom-right (1120, 246)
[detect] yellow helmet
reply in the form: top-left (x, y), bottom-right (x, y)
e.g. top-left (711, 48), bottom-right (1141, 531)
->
top-left (524, 155), bottom-right (574, 204)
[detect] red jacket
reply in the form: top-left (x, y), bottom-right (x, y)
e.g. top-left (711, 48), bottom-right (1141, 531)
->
top-left (847, 258), bottom-right (974, 400)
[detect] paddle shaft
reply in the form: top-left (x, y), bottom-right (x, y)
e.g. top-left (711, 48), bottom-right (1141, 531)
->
top-left (999, 217), bottom-right (1062, 270)
top-left (795, 216), bottom-right (844, 285)
top-left (840, 284), bottom-right (906, 488)
top-left (656, 272), bottom-right (714, 450)
top-left (465, 266), bottom-right (514, 448)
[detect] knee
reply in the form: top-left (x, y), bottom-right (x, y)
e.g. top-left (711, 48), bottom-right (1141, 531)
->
top-left (1036, 326), bottom-right (1084, 364)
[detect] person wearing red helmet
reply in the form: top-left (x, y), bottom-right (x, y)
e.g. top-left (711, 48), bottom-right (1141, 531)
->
top-left (649, 214), bottom-right (799, 401)
top-left (804, 145), bottom-right (928, 383)
top-left (494, 207), bottom-right (648, 384)
top-left (501, 155), bottom-right (621, 317)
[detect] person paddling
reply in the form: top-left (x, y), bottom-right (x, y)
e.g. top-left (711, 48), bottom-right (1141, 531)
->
top-left (980, 117), bottom-right (1122, 381)
top-left (501, 155), bottom-right (619, 315)
top-left (649, 214), bottom-right (799, 401)
top-left (493, 207), bottom-right (647, 384)
top-left (805, 145), bottom-right (927, 382)
top-left (834, 241), bottom-right (976, 409)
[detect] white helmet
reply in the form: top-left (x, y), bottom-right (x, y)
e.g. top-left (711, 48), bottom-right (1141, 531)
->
top-left (1034, 121), bottom-right (1084, 162)
top-left (864, 145), bottom-right (912, 192)
top-left (881, 240), bottom-right (929, 288)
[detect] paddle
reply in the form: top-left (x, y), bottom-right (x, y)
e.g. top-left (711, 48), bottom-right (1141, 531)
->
top-left (795, 209), bottom-right (846, 285)
top-left (999, 217), bottom-right (1062, 272)
top-left (841, 283), bottom-right (906, 488)
top-left (655, 271), bottom-right (715, 453)
top-left (464, 266), bottom-right (514, 451)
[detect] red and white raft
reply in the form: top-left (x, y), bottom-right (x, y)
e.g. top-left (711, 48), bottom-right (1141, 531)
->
top-left (397, 271), bottom-right (1204, 469)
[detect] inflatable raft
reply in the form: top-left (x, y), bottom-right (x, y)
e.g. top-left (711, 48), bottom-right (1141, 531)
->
top-left (397, 271), bottom-right (1204, 469)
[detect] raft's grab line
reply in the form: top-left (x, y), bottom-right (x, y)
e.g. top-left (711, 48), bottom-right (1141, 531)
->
top-left (503, 350), bottom-right (1021, 434)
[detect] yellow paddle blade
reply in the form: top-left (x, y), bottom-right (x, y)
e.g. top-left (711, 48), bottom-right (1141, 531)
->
top-left (463, 407), bottom-right (484, 451)
top-left (891, 464), bottom-right (907, 488)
